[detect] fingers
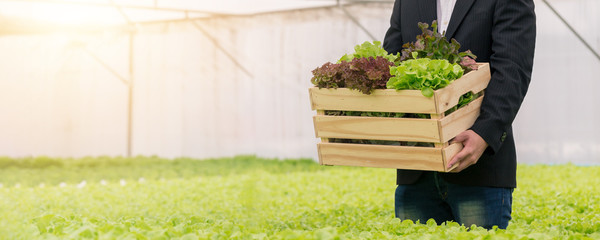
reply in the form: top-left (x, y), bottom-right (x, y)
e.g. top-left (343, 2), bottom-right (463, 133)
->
top-left (450, 132), bottom-right (467, 145)
top-left (447, 130), bottom-right (488, 173)
top-left (448, 144), bottom-right (479, 172)
top-left (449, 161), bottom-right (464, 173)
top-left (450, 155), bottom-right (476, 173)
top-left (447, 149), bottom-right (468, 169)
top-left (447, 136), bottom-right (473, 169)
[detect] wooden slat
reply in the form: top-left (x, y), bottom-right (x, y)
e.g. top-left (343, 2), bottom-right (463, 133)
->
top-left (430, 112), bottom-right (446, 148)
top-left (318, 143), bottom-right (445, 171)
top-left (442, 143), bottom-right (462, 172)
top-left (439, 95), bottom-right (484, 142)
top-left (309, 88), bottom-right (437, 113)
top-left (435, 63), bottom-right (491, 113)
top-left (316, 110), bottom-right (328, 165)
top-left (315, 110), bottom-right (327, 140)
top-left (313, 115), bottom-right (440, 142)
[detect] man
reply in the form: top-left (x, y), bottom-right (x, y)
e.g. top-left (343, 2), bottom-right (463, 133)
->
top-left (382, 0), bottom-right (536, 229)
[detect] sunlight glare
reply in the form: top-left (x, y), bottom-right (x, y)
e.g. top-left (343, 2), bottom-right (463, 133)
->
top-left (1, 2), bottom-right (126, 26)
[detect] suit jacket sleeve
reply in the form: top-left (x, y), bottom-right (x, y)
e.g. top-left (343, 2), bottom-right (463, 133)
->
top-left (470, 0), bottom-right (536, 154)
top-left (383, 0), bottom-right (403, 54)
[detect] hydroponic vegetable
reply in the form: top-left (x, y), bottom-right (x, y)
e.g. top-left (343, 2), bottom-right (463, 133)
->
top-left (1, 156), bottom-right (599, 239)
top-left (311, 56), bottom-right (393, 94)
top-left (399, 21), bottom-right (478, 73)
top-left (387, 57), bottom-right (464, 97)
top-left (338, 41), bottom-right (398, 63)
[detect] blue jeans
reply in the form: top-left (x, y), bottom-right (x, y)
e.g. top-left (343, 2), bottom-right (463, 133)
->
top-left (394, 172), bottom-right (513, 229)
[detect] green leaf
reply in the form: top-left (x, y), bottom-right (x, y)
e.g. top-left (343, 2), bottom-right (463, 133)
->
top-left (386, 58), bottom-right (463, 97)
top-left (399, 20), bottom-right (478, 73)
top-left (421, 87), bottom-right (434, 97)
top-left (337, 41), bottom-right (397, 63)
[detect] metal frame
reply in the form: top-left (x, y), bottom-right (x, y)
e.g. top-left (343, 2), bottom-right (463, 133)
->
top-left (4, 0), bottom-right (225, 17)
top-left (2, 0), bottom-right (597, 157)
top-left (337, 0), bottom-right (378, 41)
top-left (127, 32), bottom-right (134, 157)
top-left (541, 0), bottom-right (600, 62)
top-left (0, 0), bottom-right (397, 25)
top-left (190, 21), bottom-right (254, 78)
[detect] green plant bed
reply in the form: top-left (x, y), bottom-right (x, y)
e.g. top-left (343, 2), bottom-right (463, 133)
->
top-left (0, 156), bottom-right (598, 239)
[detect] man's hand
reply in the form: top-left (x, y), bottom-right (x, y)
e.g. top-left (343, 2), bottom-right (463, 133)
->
top-left (447, 130), bottom-right (488, 173)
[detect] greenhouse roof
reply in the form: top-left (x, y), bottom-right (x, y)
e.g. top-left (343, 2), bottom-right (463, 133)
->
top-left (0, 0), bottom-right (391, 34)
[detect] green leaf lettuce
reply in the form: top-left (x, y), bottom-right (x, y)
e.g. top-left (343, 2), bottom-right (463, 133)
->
top-left (387, 58), bottom-right (464, 97)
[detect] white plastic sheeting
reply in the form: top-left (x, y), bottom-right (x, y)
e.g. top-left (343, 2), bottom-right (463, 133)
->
top-left (0, 0), bottom-right (336, 26)
top-left (514, 0), bottom-right (600, 165)
top-left (0, 4), bottom-right (390, 160)
top-left (0, 33), bottom-right (130, 156)
top-left (0, 1), bottom-right (599, 164)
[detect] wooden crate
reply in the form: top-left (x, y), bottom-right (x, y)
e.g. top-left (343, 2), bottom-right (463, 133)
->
top-left (309, 63), bottom-right (491, 172)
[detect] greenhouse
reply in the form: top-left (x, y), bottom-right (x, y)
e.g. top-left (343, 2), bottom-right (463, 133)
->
top-left (0, 0), bottom-right (599, 238)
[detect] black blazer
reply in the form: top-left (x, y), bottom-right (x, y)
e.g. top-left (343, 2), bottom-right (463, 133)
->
top-left (383, 0), bottom-right (536, 188)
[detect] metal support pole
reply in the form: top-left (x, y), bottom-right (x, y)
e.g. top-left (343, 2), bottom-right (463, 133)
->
top-left (190, 21), bottom-right (254, 78)
top-left (542, 0), bottom-right (600, 62)
top-left (337, 0), bottom-right (378, 41)
top-left (80, 41), bottom-right (134, 157)
top-left (109, 0), bottom-right (134, 26)
top-left (83, 48), bottom-right (129, 85)
top-left (127, 32), bottom-right (134, 157)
